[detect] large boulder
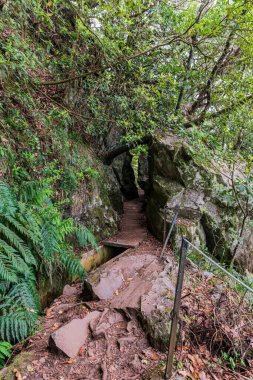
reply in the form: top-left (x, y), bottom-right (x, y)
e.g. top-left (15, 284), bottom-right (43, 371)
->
top-left (146, 133), bottom-right (252, 271)
top-left (49, 311), bottom-right (101, 358)
top-left (112, 152), bottom-right (139, 200)
top-left (82, 251), bottom-right (175, 351)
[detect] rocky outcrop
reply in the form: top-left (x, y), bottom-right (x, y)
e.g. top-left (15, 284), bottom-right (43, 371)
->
top-left (112, 152), bottom-right (139, 199)
top-left (146, 133), bottom-right (253, 272)
top-left (138, 152), bottom-right (150, 192)
top-left (70, 147), bottom-right (122, 240)
top-left (82, 251), bottom-right (175, 351)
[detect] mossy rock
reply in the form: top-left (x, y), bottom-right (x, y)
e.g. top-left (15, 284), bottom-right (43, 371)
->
top-left (0, 352), bottom-right (33, 380)
top-left (142, 362), bottom-right (166, 380)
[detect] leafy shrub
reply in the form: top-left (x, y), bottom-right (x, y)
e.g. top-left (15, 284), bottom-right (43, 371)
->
top-left (0, 180), bottom-right (96, 342)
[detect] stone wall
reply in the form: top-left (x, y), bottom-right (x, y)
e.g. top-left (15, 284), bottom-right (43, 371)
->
top-left (145, 133), bottom-right (253, 273)
top-left (70, 150), bottom-right (123, 240)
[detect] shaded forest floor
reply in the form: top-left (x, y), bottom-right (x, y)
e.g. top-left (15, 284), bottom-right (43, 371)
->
top-left (1, 236), bottom-right (253, 380)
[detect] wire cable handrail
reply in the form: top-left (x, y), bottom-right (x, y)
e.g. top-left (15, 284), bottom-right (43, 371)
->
top-left (161, 205), bottom-right (253, 295)
top-left (184, 238), bottom-right (253, 295)
top-left (163, 206), bottom-right (253, 379)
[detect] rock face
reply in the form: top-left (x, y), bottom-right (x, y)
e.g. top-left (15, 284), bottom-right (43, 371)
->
top-left (49, 311), bottom-right (101, 358)
top-left (82, 252), bottom-right (175, 351)
top-left (70, 149), bottom-right (122, 240)
top-left (112, 152), bottom-right (139, 200)
top-left (138, 152), bottom-right (150, 192)
top-left (146, 133), bottom-right (253, 272)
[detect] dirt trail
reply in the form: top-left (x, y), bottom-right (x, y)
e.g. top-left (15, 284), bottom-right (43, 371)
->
top-left (1, 195), bottom-right (171, 380)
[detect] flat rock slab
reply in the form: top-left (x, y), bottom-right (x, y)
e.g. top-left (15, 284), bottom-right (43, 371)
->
top-left (49, 311), bottom-right (101, 358)
top-left (83, 253), bottom-right (175, 351)
top-left (83, 254), bottom-right (159, 301)
top-left (110, 258), bottom-right (163, 309)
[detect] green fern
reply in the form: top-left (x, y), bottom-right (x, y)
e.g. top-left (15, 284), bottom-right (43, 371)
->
top-left (75, 224), bottom-right (97, 249)
top-left (0, 309), bottom-right (38, 342)
top-left (0, 341), bottom-right (12, 368)
top-left (0, 181), bottom-right (17, 216)
top-left (0, 180), bottom-right (94, 343)
top-left (59, 247), bottom-right (86, 280)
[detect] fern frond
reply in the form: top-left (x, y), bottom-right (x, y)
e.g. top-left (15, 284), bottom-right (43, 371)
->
top-left (0, 223), bottom-right (37, 267)
top-left (0, 281), bottom-right (11, 295)
top-left (59, 247), bottom-right (86, 280)
top-left (19, 181), bottom-right (42, 203)
top-left (0, 239), bottom-right (31, 276)
top-left (0, 180), bottom-right (17, 216)
top-left (0, 308), bottom-right (38, 342)
top-left (0, 341), bottom-right (12, 368)
top-left (75, 224), bottom-right (97, 249)
top-left (41, 221), bottom-right (59, 259)
top-left (0, 253), bottom-right (18, 283)
top-left (4, 281), bottom-right (39, 312)
top-left (2, 214), bottom-right (40, 245)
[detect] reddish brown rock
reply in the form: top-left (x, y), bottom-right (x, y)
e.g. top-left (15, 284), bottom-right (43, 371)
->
top-left (82, 252), bottom-right (175, 351)
top-left (49, 311), bottom-right (101, 358)
top-left (83, 253), bottom-right (159, 302)
top-left (62, 284), bottom-right (78, 297)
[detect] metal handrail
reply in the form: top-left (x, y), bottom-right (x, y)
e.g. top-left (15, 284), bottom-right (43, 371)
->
top-left (164, 231), bottom-right (253, 379)
top-left (185, 239), bottom-right (253, 295)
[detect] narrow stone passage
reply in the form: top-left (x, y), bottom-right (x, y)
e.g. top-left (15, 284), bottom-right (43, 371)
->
top-left (102, 190), bottom-right (147, 249)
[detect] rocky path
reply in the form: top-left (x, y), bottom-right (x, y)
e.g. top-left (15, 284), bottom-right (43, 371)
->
top-left (2, 235), bottom-right (175, 380)
top-left (1, 195), bottom-right (177, 380)
top-left (2, 195), bottom-right (252, 380)
top-left (102, 190), bottom-right (147, 249)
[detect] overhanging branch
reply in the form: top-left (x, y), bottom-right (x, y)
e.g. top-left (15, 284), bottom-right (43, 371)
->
top-left (184, 93), bottom-right (253, 128)
top-left (102, 135), bottom-right (151, 164)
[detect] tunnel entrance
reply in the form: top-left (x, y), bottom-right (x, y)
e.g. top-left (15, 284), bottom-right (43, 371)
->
top-left (112, 151), bottom-right (139, 200)
top-left (112, 147), bottom-right (149, 201)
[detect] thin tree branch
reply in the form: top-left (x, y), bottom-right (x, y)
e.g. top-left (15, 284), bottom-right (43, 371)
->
top-left (36, 10), bottom-right (210, 87)
top-left (184, 93), bottom-right (253, 128)
top-left (175, 44), bottom-right (193, 112)
top-left (35, 86), bottom-right (115, 123)
top-left (188, 29), bottom-right (236, 117)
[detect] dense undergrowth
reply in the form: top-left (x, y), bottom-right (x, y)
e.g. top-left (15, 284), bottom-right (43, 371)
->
top-left (0, 1), bottom-right (103, 352)
top-left (0, 0), bottom-right (253, 372)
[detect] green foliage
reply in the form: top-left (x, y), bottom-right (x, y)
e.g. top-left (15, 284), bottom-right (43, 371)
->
top-left (0, 180), bottom-right (95, 343)
top-left (0, 341), bottom-right (12, 368)
top-left (75, 224), bottom-right (97, 249)
top-left (221, 350), bottom-right (246, 371)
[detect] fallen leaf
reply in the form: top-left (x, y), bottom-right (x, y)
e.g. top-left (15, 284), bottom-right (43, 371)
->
top-left (13, 368), bottom-right (23, 380)
top-left (26, 365), bottom-right (34, 372)
top-left (144, 349), bottom-right (160, 360)
top-left (78, 346), bottom-right (85, 356)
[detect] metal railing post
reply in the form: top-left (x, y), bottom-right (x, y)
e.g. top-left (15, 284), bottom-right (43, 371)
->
top-left (163, 206), bottom-right (167, 244)
top-left (161, 206), bottom-right (179, 258)
top-left (165, 237), bottom-right (189, 379)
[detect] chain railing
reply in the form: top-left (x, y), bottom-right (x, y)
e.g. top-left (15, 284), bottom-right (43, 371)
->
top-left (161, 206), bottom-right (253, 379)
